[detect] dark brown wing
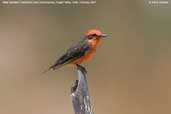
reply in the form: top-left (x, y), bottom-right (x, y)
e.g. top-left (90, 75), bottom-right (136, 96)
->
top-left (50, 39), bottom-right (90, 70)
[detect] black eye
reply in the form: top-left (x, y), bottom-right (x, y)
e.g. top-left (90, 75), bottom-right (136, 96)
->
top-left (87, 34), bottom-right (98, 39)
top-left (91, 34), bottom-right (97, 37)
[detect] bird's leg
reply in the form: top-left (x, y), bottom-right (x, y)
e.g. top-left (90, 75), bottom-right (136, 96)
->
top-left (76, 64), bottom-right (87, 74)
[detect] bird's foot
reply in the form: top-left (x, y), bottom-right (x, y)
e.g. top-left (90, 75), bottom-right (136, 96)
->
top-left (76, 64), bottom-right (87, 74)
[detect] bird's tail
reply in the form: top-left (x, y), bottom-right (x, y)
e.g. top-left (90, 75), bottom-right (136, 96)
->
top-left (42, 64), bottom-right (62, 74)
top-left (42, 67), bottom-right (53, 74)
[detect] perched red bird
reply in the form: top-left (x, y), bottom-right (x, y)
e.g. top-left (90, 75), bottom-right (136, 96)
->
top-left (47, 29), bottom-right (107, 72)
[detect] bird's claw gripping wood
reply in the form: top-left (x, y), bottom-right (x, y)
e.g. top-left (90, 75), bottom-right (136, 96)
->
top-left (76, 64), bottom-right (87, 74)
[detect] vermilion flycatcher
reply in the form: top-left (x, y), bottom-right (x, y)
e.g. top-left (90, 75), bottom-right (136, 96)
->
top-left (47, 29), bottom-right (107, 72)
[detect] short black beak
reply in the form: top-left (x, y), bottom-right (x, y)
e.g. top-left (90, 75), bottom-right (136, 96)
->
top-left (101, 34), bottom-right (108, 38)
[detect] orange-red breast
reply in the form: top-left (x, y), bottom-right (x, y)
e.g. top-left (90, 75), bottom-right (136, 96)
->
top-left (48, 29), bottom-right (107, 71)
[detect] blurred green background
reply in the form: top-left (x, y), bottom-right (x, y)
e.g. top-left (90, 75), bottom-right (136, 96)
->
top-left (0, 0), bottom-right (171, 114)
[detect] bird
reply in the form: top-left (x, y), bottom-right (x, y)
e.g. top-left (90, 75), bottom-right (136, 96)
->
top-left (45, 29), bottom-right (107, 73)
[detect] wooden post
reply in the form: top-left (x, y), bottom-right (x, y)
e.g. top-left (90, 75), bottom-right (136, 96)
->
top-left (71, 66), bottom-right (94, 114)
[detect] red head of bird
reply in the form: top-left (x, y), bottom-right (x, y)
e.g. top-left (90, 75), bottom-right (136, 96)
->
top-left (85, 29), bottom-right (107, 48)
top-left (85, 29), bottom-right (108, 38)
